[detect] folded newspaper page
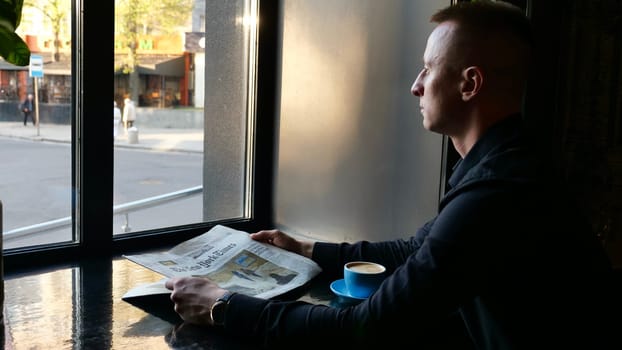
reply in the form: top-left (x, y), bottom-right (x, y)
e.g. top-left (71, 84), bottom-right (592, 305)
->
top-left (122, 224), bottom-right (322, 300)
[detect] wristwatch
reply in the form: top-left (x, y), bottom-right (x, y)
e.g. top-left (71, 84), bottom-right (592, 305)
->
top-left (210, 291), bottom-right (236, 326)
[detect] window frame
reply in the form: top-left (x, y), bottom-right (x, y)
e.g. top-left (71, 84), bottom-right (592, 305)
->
top-left (3, 0), bottom-right (279, 272)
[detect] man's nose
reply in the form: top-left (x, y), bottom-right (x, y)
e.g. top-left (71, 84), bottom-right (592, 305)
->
top-left (411, 79), bottom-right (423, 97)
top-left (411, 70), bottom-right (424, 97)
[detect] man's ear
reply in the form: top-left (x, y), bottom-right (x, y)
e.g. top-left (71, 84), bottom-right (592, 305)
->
top-left (460, 66), bottom-right (483, 101)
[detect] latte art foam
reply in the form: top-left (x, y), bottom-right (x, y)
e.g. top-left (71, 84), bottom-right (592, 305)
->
top-left (346, 262), bottom-right (385, 274)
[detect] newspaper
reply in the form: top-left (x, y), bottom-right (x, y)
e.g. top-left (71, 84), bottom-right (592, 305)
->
top-left (122, 224), bottom-right (322, 300)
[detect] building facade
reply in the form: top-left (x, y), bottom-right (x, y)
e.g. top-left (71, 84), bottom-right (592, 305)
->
top-left (0, 0), bottom-right (206, 122)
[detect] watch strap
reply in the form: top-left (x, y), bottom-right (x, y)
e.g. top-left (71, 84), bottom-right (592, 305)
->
top-left (210, 291), bottom-right (236, 326)
top-left (216, 291), bottom-right (236, 304)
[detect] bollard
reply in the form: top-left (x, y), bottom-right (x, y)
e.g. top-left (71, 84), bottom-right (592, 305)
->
top-left (127, 126), bottom-right (139, 144)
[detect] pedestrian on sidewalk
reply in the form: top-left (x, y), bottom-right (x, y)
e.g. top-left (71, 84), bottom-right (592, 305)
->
top-left (113, 101), bottom-right (122, 140)
top-left (122, 97), bottom-right (136, 132)
top-left (21, 93), bottom-right (35, 126)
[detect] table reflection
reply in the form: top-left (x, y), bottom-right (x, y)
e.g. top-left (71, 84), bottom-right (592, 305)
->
top-left (3, 256), bottom-right (350, 349)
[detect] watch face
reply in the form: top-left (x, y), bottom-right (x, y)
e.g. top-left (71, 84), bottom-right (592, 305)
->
top-left (210, 300), bottom-right (227, 326)
top-left (210, 292), bottom-right (236, 326)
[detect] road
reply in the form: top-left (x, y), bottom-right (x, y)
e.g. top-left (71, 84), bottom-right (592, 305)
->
top-left (0, 137), bottom-right (203, 248)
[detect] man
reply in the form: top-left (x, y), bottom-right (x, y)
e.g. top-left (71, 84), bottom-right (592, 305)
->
top-left (113, 101), bottom-right (122, 140)
top-left (166, 2), bottom-right (618, 349)
top-left (21, 93), bottom-right (35, 126)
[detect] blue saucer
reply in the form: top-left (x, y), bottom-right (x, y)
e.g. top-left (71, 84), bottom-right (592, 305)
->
top-left (330, 279), bottom-right (366, 301)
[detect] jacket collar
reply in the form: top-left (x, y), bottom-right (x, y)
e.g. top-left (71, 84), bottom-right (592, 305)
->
top-left (447, 114), bottom-right (523, 190)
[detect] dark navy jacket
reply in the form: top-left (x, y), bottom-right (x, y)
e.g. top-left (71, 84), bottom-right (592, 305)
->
top-left (224, 115), bottom-right (617, 349)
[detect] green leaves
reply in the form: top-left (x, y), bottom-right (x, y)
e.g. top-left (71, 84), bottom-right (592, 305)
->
top-left (0, 0), bottom-right (23, 26)
top-left (0, 0), bottom-right (31, 66)
top-left (0, 30), bottom-right (31, 66)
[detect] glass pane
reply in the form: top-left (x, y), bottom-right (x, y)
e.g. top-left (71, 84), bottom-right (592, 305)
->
top-left (0, 0), bottom-right (74, 249)
top-left (112, 0), bottom-right (257, 235)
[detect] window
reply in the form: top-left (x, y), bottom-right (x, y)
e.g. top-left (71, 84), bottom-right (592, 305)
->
top-left (3, 0), bottom-right (276, 270)
top-left (1, 0), bottom-right (73, 250)
top-left (112, 0), bottom-right (259, 235)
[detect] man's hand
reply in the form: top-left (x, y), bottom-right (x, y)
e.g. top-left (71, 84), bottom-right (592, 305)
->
top-left (164, 277), bottom-right (228, 326)
top-left (250, 229), bottom-right (314, 258)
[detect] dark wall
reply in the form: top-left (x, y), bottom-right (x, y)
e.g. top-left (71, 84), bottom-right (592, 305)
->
top-left (0, 102), bottom-right (71, 124)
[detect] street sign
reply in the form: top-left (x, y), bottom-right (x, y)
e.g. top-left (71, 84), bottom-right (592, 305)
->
top-left (29, 54), bottom-right (44, 78)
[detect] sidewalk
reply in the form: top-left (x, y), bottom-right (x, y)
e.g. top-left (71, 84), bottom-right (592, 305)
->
top-left (0, 121), bottom-right (203, 153)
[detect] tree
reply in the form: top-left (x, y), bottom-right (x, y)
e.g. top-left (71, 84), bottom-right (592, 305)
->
top-left (0, 0), bottom-right (30, 66)
top-left (115, 0), bottom-right (193, 102)
top-left (24, 0), bottom-right (70, 62)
